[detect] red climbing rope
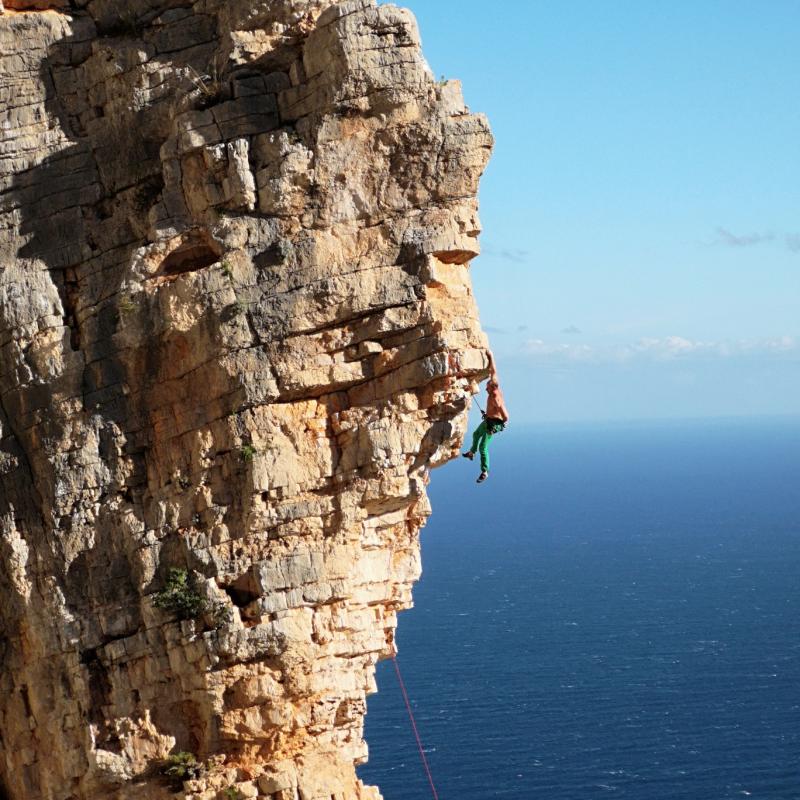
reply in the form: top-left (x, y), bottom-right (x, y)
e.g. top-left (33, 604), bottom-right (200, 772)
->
top-left (391, 654), bottom-right (440, 800)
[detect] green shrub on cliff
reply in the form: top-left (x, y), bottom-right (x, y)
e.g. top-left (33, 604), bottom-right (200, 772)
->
top-left (154, 568), bottom-right (207, 619)
top-left (162, 750), bottom-right (203, 785)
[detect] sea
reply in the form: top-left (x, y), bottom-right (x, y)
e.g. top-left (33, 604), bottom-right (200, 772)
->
top-left (357, 417), bottom-right (800, 800)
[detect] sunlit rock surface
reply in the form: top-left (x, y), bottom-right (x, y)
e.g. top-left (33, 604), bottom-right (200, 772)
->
top-left (0, 1), bottom-right (492, 797)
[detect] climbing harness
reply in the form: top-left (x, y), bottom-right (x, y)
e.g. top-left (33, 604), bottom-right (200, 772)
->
top-left (392, 654), bottom-right (440, 800)
top-left (471, 395), bottom-right (506, 434)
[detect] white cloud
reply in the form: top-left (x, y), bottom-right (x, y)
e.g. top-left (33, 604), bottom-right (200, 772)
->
top-left (714, 227), bottom-right (774, 248)
top-left (785, 234), bottom-right (800, 253)
top-left (630, 336), bottom-right (715, 359)
top-left (524, 339), bottom-right (595, 361)
top-left (522, 335), bottom-right (798, 364)
top-left (711, 227), bottom-right (800, 252)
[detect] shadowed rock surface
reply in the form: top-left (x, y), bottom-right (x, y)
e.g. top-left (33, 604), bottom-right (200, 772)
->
top-left (0, 0), bottom-right (492, 797)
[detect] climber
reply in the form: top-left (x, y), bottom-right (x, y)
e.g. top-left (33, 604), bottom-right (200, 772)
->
top-left (463, 350), bottom-right (509, 483)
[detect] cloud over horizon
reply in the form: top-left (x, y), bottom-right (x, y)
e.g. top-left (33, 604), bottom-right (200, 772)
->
top-left (523, 335), bottom-right (798, 364)
top-left (785, 234), bottom-right (800, 252)
top-left (715, 227), bottom-right (775, 248)
top-left (713, 227), bottom-right (800, 252)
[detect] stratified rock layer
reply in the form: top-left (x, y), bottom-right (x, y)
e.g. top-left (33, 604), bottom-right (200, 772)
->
top-left (0, 1), bottom-right (492, 797)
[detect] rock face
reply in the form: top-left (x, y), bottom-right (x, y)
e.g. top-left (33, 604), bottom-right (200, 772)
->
top-left (0, 1), bottom-right (492, 797)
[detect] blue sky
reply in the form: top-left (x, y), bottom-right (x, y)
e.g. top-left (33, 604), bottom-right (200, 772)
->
top-left (387, 0), bottom-right (800, 422)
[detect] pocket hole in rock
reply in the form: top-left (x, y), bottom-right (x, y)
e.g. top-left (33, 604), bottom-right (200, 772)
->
top-left (156, 231), bottom-right (222, 279)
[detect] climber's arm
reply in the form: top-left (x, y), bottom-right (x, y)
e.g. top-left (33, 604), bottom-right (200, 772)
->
top-left (487, 349), bottom-right (499, 384)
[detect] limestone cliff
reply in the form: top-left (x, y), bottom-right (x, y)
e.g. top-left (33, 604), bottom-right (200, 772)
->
top-left (0, 0), bottom-right (492, 797)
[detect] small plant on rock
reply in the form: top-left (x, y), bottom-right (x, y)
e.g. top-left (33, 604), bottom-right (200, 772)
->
top-left (223, 788), bottom-right (243, 800)
top-left (154, 568), bottom-right (207, 619)
top-left (117, 294), bottom-right (137, 316)
top-left (210, 601), bottom-right (233, 629)
top-left (239, 444), bottom-right (256, 462)
top-left (162, 750), bottom-right (203, 784)
top-left (186, 55), bottom-right (227, 109)
top-left (232, 298), bottom-right (247, 315)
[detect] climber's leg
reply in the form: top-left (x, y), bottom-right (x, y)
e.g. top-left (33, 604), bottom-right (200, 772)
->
top-left (464, 420), bottom-right (487, 459)
top-left (477, 427), bottom-right (493, 474)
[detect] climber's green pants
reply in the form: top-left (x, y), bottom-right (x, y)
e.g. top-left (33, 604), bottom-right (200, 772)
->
top-left (470, 420), bottom-right (494, 473)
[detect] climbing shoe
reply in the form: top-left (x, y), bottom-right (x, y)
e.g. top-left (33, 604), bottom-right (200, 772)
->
top-left (476, 471), bottom-right (488, 483)
top-left (462, 451), bottom-right (474, 461)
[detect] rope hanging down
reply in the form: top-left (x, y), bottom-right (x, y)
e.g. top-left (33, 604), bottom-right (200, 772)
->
top-left (391, 655), bottom-right (440, 800)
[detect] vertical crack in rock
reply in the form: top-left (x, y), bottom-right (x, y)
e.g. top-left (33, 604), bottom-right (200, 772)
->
top-left (0, 0), bottom-right (493, 797)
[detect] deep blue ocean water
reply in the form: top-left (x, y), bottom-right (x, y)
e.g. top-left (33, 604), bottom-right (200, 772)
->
top-left (358, 417), bottom-right (800, 800)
